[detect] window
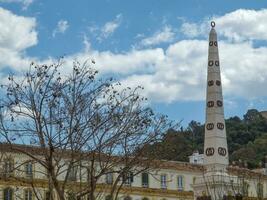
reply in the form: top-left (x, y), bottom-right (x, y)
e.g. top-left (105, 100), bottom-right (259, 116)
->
top-left (106, 172), bottom-right (113, 184)
top-left (87, 168), bottom-right (91, 183)
top-left (4, 187), bottom-right (13, 200)
top-left (25, 162), bottom-right (33, 178)
top-left (68, 165), bottom-right (78, 181)
top-left (257, 183), bottom-right (263, 198)
top-left (105, 195), bottom-right (112, 200)
top-left (142, 173), bottom-right (149, 188)
top-left (45, 191), bottom-right (52, 200)
top-left (124, 196), bottom-right (132, 200)
top-left (24, 189), bottom-right (33, 200)
top-left (160, 174), bottom-right (167, 189)
top-left (193, 177), bottom-right (196, 184)
top-left (177, 176), bottom-right (184, 191)
top-left (4, 158), bottom-right (14, 176)
top-left (123, 172), bottom-right (133, 186)
top-left (243, 182), bottom-right (249, 196)
top-left (67, 192), bottom-right (76, 200)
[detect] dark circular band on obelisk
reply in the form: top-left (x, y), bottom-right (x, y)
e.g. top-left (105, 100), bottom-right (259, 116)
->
top-left (211, 21), bottom-right (215, 28)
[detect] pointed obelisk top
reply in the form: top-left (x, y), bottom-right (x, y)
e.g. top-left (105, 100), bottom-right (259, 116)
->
top-left (211, 21), bottom-right (216, 28)
top-left (209, 21), bottom-right (217, 37)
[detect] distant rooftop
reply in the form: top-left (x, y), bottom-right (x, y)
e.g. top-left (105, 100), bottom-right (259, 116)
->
top-left (260, 111), bottom-right (267, 119)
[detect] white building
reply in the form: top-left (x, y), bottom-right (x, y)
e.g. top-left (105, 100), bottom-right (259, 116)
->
top-left (189, 151), bottom-right (204, 165)
top-left (0, 143), bottom-right (266, 200)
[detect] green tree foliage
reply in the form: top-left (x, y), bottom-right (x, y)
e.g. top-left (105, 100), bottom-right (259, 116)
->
top-left (142, 129), bottom-right (194, 161)
top-left (143, 109), bottom-right (267, 169)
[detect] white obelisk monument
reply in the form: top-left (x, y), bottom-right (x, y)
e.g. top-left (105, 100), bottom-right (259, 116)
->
top-left (204, 21), bottom-right (229, 172)
top-left (192, 21), bottom-right (236, 200)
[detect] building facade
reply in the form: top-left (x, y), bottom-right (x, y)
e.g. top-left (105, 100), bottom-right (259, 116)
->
top-left (0, 146), bottom-right (266, 200)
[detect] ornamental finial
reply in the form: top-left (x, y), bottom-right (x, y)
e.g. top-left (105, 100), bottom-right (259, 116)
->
top-left (211, 21), bottom-right (216, 28)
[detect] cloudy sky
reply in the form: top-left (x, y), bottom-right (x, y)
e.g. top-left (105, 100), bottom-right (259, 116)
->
top-left (0, 0), bottom-right (267, 126)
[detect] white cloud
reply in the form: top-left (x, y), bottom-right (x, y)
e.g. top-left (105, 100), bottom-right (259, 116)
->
top-left (1, 7), bottom-right (267, 104)
top-left (90, 14), bottom-right (122, 42)
top-left (214, 9), bottom-right (267, 41)
top-left (0, 7), bottom-right (37, 72)
top-left (0, 0), bottom-right (34, 10)
top-left (140, 26), bottom-right (175, 46)
top-left (180, 22), bottom-right (206, 38)
top-left (65, 38), bottom-right (267, 103)
top-left (52, 20), bottom-right (69, 37)
top-left (82, 35), bottom-right (91, 53)
top-left (0, 7), bottom-right (37, 51)
top-left (87, 14), bottom-right (122, 42)
top-left (62, 46), bottom-right (165, 76)
top-left (102, 14), bottom-right (122, 37)
top-left (48, 11), bottom-right (267, 103)
top-left (181, 9), bottom-right (267, 42)
top-left (119, 40), bottom-right (207, 102)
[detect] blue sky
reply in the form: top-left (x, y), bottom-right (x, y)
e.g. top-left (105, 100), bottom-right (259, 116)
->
top-left (1, 0), bottom-right (267, 127)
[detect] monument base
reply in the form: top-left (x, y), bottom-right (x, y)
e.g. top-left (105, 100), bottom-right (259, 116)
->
top-left (192, 170), bottom-right (241, 200)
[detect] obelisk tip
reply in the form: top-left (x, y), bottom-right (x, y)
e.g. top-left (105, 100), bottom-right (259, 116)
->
top-left (211, 21), bottom-right (216, 28)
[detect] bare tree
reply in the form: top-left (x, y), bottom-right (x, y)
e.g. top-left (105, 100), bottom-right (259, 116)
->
top-left (0, 59), bottom-right (175, 200)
